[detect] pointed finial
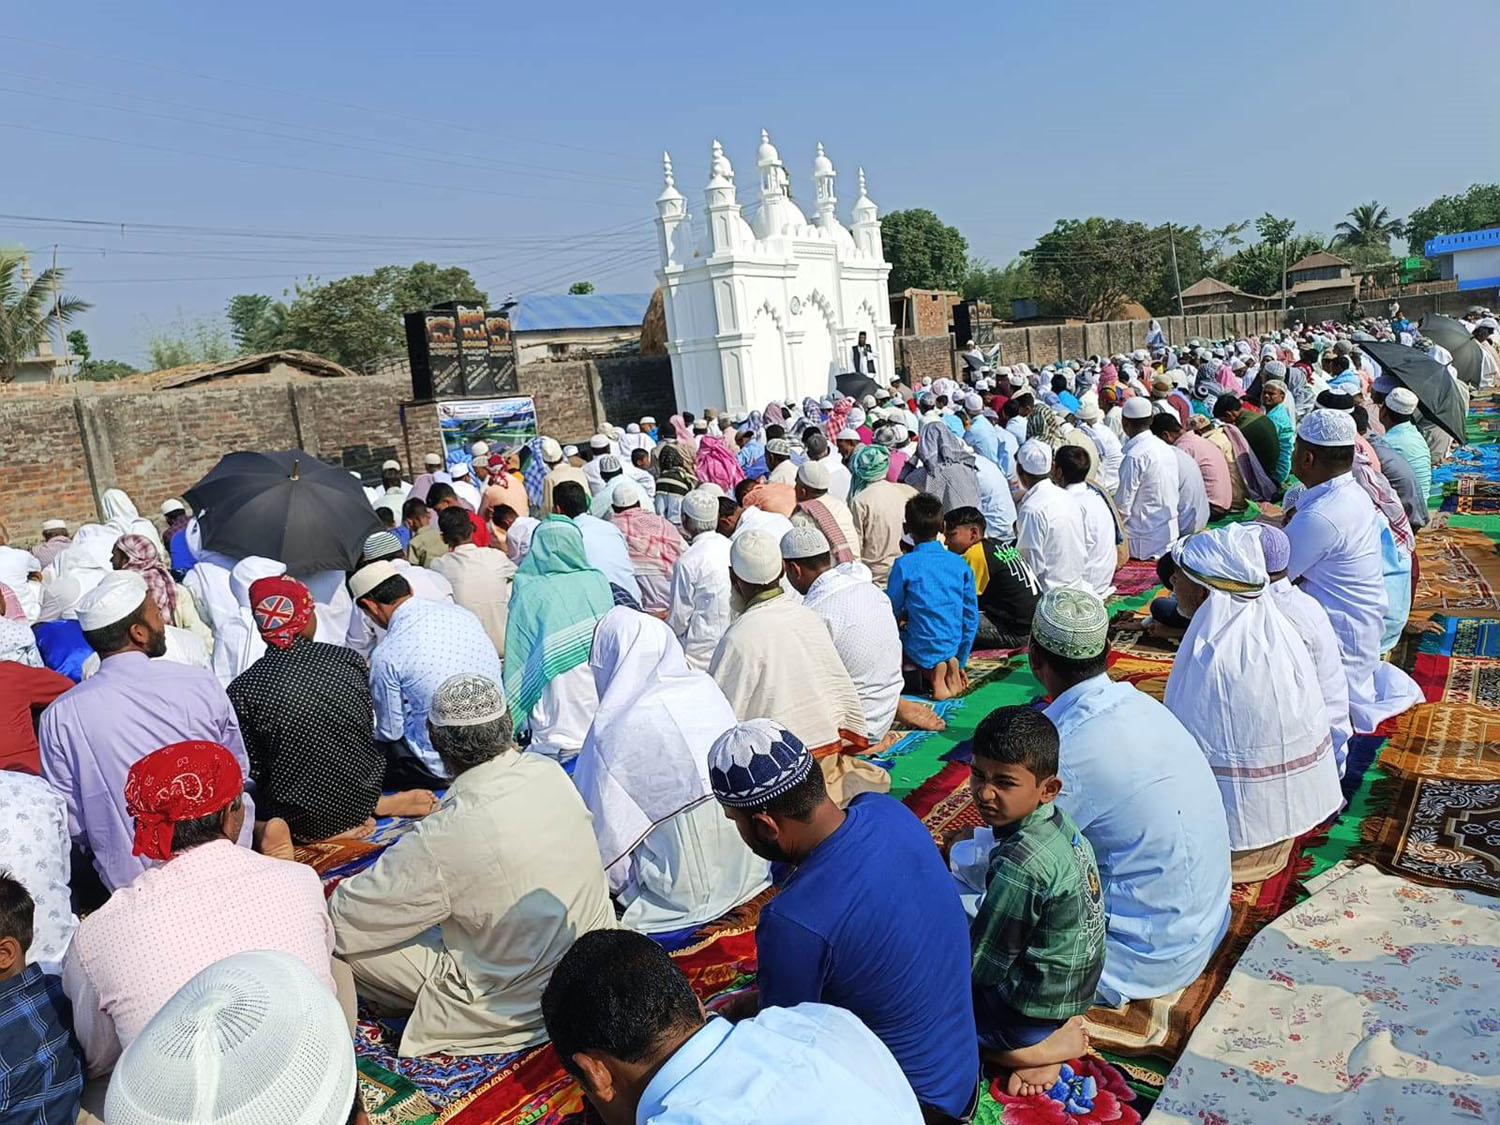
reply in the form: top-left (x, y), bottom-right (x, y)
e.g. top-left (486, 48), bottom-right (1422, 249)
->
top-left (816, 142), bottom-right (825, 158)
top-left (662, 151), bottom-right (675, 187)
top-left (761, 128), bottom-right (769, 144)
top-left (858, 166), bottom-right (867, 196)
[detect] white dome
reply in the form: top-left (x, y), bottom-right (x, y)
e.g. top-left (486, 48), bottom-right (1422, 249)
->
top-left (812, 142), bottom-right (833, 176)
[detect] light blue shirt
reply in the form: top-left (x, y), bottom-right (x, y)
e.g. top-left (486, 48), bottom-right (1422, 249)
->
top-left (962, 415), bottom-right (1001, 467)
top-left (973, 454), bottom-right (1016, 542)
top-left (1045, 674), bottom-right (1232, 1006)
top-left (637, 1006), bottom-right (923, 1124)
top-left (992, 423), bottom-right (1020, 480)
top-left (1380, 418), bottom-right (1433, 512)
top-left (1005, 415), bottom-right (1030, 450)
top-left (571, 513), bottom-right (643, 602)
top-left (369, 598), bottom-right (504, 777)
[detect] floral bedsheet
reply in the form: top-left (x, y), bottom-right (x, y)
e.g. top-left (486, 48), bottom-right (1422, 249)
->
top-left (1152, 862), bottom-right (1500, 1124)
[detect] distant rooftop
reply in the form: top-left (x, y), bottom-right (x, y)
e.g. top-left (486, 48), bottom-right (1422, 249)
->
top-left (508, 292), bottom-right (653, 333)
top-left (1288, 250), bottom-right (1350, 272)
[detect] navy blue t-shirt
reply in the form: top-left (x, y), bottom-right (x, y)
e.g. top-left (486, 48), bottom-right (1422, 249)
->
top-left (756, 792), bottom-right (978, 1115)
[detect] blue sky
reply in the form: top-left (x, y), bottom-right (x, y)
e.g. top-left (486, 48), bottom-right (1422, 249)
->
top-left (4, 0), bottom-right (1495, 365)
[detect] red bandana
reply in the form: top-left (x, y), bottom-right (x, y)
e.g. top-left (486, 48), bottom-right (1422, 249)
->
top-left (249, 574), bottom-right (315, 649)
top-left (124, 740), bottom-right (243, 861)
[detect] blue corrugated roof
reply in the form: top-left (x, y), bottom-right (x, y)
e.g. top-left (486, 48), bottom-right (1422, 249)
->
top-left (509, 292), bottom-right (653, 333)
top-left (1425, 229), bottom-right (1500, 257)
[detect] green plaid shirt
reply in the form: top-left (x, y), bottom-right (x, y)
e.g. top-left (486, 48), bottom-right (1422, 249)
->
top-left (970, 802), bottom-right (1106, 1020)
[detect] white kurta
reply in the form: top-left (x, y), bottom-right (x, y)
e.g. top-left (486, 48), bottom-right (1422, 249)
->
top-left (666, 532), bottom-right (733, 672)
top-left (1065, 482), bottom-right (1118, 599)
top-left (1115, 431), bottom-right (1180, 560)
top-left (1080, 422), bottom-right (1123, 493)
top-left (1269, 577), bottom-right (1352, 774)
top-left (1016, 479), bottom-right (1090, 593)
top-left (801, 568), bottom-right (904, 740)
top-left (1285, 473), bottom-right (1423, 732)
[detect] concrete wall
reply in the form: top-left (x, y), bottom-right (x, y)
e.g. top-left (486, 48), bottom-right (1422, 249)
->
top-left (1294, 284), bottom-right (1500, 327)
top-left (896, 335), bottom-right (959, 382)
top-left (515, 354), bottom-right (676, 444)
top-left (990, 310), bottom-right (1290, 367)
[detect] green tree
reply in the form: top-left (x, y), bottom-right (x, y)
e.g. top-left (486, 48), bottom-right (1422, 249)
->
top-left (1404, 183), bottom-right (1500, 253)
top-left (960, 258), bottom-right (1036, 313)
top-left (0, 253), bottom-right (90, 382)
top-left (144, 313), bottom-right (236, 370)
top-left (1333, 202), bottom-right (1404, 261)
top-left (1223, 233), bottom-right (1328, 297)
top-left (77, 358), bottom-right (137, 382)
top-left (1023, 218), bottom-right (1161, 320)
top-left (880, 209), bottom-right (970, 292)
top-left (226, 293), bottom-right (288, 353)
top-left (67, 329), bottom-right (90, 361)
top-left (567, 281), bottom-right (595, 295)
top-left (1145, 224), bottom-right (1208, 316)
top-left (237, 262), bottom-right (488, 369)
top-left (1203, 220), bottom-right (1251, 268)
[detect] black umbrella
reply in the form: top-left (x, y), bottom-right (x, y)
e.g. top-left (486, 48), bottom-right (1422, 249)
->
top-left (1419, 314), bottom-right (1484, 388)
top-left (835, 372), bottom-right (882, 402)
top-left (185, 450), bottom-right (383, 574)
top-left (1357, 340), bottom-right (1467, 443)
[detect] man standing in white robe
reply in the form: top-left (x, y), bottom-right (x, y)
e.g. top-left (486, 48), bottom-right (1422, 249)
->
top-left (1115, 398), bottom-right (1180, 560)
top-left (1014, 441), bottom-right (1089, 593)
top-left (1283, 410), bottom-right (1422, 733)
top-left (665, 490), bottom-right (732, 671)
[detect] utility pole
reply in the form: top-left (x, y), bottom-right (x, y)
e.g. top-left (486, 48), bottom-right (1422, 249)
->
top-left (1167, 224), bottom-right (1184, 317)
top-left (1280, 238), bottom-right (1289, 314)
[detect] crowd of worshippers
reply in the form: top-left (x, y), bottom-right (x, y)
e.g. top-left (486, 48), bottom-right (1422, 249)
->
top-left (0, 305), bottom-right (1478, 1122)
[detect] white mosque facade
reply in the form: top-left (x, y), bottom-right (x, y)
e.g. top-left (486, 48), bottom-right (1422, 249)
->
top-left (654, 131), bottom-right (895, 415)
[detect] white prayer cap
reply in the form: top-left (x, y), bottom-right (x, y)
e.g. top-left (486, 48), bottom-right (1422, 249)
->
top-left (104, 950), bottom-right (355, 1125)
top-left (159, 499), bottom-right (186, 518)
top-left (626, 423), bottom-right (641, 434)
top-left (471, 441), bottom-right (490, 457)
top-left (699, 483), bottom-right (725, 498)
top-left (611, 479), bottom-right (641, 508)
top-left (1297, 408), bottom-right (1357, 448)
top-left (348, 560), bottom-right (400, 601)
top-left (1077, 398), bottom-right (1101, 423)
top-left (540, 436), bottom-right (564, 464)
top-left (41, 518), bottom-right (67, 532)
top-left (964, 392), bottom-right (983, 413)
top-left (781, 524), bottom-right (831, 560)
top-left (1477, 316), bottom-right (1499, 331)
top-left (641, 416), bottom-right (656, 425)
top-left (692, 419), bottom-right (709, 432)
top-left (730, 530), bottom-right (783, 584)
top-left (381, 459), bottom-right (401, 471)
top-left (589, 434), bottom-right (610, 451)
top-left (362, 531), bottom-right (403, 560)
top-left (765, 438), bottom-right (793, 457)
top-left (1016, 439), bottom-right (1053, 476)
top-left (76, 570), bottom-right (148, 631)
top-left (1008, 373), bottom-right (1027, 389)
top-left (1121, 397), bottom-right (1153, 420)
top-left (451, 460), bottom-right (472, 477)
top-left (796, 459), bottom-right (830, 491)
top-left (1385, 387), bottom-right (1419, 416)
top-left (429, 673), bottom-right (508, 728)
top-left (681, 489), bottom-right (720, 527)
top-left (1032, 588), bottom-right (1109, 660)
top-left (564, 445), bottom-right (579, 457)
top-left (598, 454), bottom-right (621, 473)
top-left (861, 395), bottom-right (876, 408)
top-left (836, 427), bottom-right (861, 441)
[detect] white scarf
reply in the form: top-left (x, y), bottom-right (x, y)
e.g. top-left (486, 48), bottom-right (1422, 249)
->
top-left (572, 607), bottom-right (736, 891)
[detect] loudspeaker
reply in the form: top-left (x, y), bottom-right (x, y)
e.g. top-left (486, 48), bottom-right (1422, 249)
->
top-left (951, 302), bottom-right (972, 345)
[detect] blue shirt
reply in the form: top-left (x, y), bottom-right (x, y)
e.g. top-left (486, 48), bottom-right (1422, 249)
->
top-left (974, 455), bottom-right (1017, 542)
top-left (1044, 674), bottom-right (1232, 1005)
top-left (638, 1006), bottom-right (922, 1123)
top-left (0, 964), bottom-right (83, 1125)
top-left (31, 621), bottom-right (90, 683)
top-left (369, 598), bottom-right (504, 777)
top-left (942, 412), bottom-right (965, 439)
top-left (963, 415), bottom-right (1001, 466)
top-left (886, 541), bottom-right (978, 668)
top-left (570, 514), bottom-right (643, 604)
top-left (1005, 416), bottom-right (1030, 449)
top-left (756, 794), bottom-right (978, 1116)
top-left (993, 424), bottom-right (1020, 479)
top-left (168, 529), bottom-right (196, 573)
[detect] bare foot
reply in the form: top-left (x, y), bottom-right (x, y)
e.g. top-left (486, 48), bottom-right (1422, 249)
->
top-left (931, 662), bottom-right (954, 701)
top-left (376, 790), bottom-right (440, 819)
top-left (327, 818), bottom-right (376, 841)
top-left (895, 697), bottom-right (946, 731)
top-left (1007, 1063), bottom-right (1062, 1098)
top-left (994, 1015), bottom-right (1089, 1097)
top-left (255, 817), bottom-right (295, 861)
top-left (954, 658), bottom-right (970, 691)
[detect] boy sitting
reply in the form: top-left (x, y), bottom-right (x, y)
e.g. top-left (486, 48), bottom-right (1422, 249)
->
top-left (886, 492), bottom-right (979, 700)
top-left (942, 506), bottom-right (1041, 650)
top-left (0, 873), bottom-right (84, 1123)
top-left (964, 706), bottom-right (1105, 1096)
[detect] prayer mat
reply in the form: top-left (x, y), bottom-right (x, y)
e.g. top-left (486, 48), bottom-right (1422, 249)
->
top-left (1410, 526), bottom-right (1500, 617)
top-left (357, 1058), bottom-right (439, 1125)
top-left (973, 1054), bottom-right (1142, 1125)
top-left (1152, 863), bottom-right (1500, 1124)
top-left (1103, 650), bottom-right (1172, 702)
top-left (904, 761), bottom-right (985, 847)
top-left (1109, 559), bottom-right (1160, 600)
top-left (1380, 702), bottom-right (1500, 781)
top-left (1357, 774), bottom-right (1500, 895)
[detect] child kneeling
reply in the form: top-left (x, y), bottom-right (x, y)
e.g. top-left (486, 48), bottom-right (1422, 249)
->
top-left (966, 705), bottom-right (1105, 1096)
top-left (886, 492), bottom-right (978, 700)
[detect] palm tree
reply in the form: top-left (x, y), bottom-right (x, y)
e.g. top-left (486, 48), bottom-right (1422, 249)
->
top-left (1334, 202), bottom-right (1405, 250)
top-left (0, 252), bottom-right (91, 382)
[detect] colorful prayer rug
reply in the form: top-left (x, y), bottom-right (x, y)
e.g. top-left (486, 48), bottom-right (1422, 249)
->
top-left (1102, 650), bottom-right (1172, 702)
top-left (1380, 702), bottom-right (1500, 781)
top-left (1109, 559), bottom-right (1160, 600)
top-left (1410, 526), bottom-right (1500, 617)
top-left (357, 1059), bottom-right (439, 1125)
top-left (1357, 774), bottom-right (1500, 896)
